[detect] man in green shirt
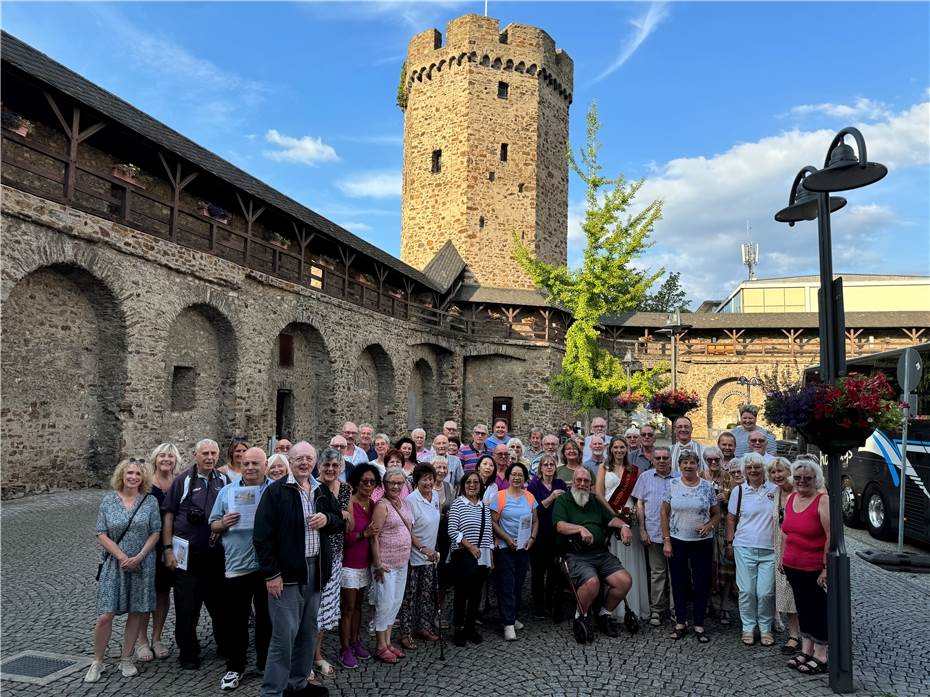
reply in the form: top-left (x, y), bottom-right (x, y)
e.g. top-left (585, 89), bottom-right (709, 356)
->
top-left (552, 467), bottom-right (632, 643)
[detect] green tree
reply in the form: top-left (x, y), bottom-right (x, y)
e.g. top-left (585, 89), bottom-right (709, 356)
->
top-left (514, 101), bottom-right (668, 411)
top-left (639, 271), bottom-right (690, 312)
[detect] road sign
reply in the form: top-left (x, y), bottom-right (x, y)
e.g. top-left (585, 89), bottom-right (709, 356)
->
top-left (897, 348), bottom-right (922, 394)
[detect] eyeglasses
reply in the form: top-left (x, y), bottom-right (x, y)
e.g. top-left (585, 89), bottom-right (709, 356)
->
top-left (128, 457), bottom-right (145, 464)
top-left (320, 462), bottom-right (340, 469)
top-left (473, 430), bottom-right (487, 436)
top-left (386, 481), bottom-right (404, 487)
top-left (654, 456), bottom-right (670, 461)
top-left (641, 432), bottom-right (655, 437)
top-left (705, 458), bottom-right (721, 463)
top-left (331, 444), bottom-right (346, 449)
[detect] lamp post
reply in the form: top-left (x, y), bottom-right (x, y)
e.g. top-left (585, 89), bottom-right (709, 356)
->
top-left (736, 376), bottom-right (762, 403)
top-left (774, 126), bottom-right (886, 694)
top-left (657, 310), bottom-right (692, 391)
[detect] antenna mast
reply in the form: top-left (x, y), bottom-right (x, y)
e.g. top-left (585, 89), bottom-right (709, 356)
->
top-left (740, 221), bottom-right (759, 281)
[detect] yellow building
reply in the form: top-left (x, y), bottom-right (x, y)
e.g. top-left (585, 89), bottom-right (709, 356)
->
top-left (714, 274), bottom-right (930, 314)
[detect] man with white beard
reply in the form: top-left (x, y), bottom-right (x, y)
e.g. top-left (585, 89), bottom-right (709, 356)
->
top-left (552, 468), bottom-right (633, 644)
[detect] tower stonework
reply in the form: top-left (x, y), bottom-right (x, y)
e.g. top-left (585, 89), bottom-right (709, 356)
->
top-left (400, 14), bottom-right (572, 289)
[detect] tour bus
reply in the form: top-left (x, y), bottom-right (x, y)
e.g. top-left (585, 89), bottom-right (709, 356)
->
top-left (802, 343), bottom-right (930, 543)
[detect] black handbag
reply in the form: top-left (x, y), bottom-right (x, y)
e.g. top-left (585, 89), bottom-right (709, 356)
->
top-left (96, 494), bottom-right (151, 581)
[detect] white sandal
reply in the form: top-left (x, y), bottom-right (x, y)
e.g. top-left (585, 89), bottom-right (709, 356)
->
top-left (314, 659), bottom-right (334, 677)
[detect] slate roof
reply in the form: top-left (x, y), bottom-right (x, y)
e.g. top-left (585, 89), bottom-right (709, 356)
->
top-left (452, 285), bottom-right (563, 309)
top-left (0, 31), bottom-right (440, 292)
top-left (421, 240), bottom-right (466, 291)
top-left (600, 311), bottom-right (930, 330)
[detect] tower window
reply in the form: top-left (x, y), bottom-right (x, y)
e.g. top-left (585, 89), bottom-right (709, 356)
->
top-left (279, 333), bottom-right (294, 367)
top-left (479, 216), bottom-right (485, 228)
top-left (499, 31), bottom-right (508, 44)
top-left (500, 143), bottom-right (508, 162)
top-left (518, 183), bottom-right (524, 193)
top-left (489, 171), bottom-right (495, 182)
top-left (431, 149), bottom-right (442, 173)
top-left (498, 81), bottom-right (509, 99)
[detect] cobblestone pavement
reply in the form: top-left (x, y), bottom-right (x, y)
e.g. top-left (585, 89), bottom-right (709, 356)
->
top-left (2, 490), bottom-right (929, 697)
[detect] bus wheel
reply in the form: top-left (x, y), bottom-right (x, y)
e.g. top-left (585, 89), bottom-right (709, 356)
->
top-left (841, 478), bottom-right (861, 528)
top-left (864, 486), bottom-right (892, 540)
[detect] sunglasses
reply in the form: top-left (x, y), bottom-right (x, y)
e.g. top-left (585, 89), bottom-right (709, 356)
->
top-left (654, 456), bottom-right (670, 461)
top-left (705, 458), bottom-right (721, 463)
top-left (331, 444), bottom-right (346, 449)
top-left (128, 457), bottom-right (146, 465)
top-left (793, 475), bottom-right (814, 482)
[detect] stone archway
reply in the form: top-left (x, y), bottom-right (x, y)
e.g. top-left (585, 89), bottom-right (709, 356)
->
top-left (270, 321), bottom-right (335, 445)
top-left (706, 377), bottom-right (749, 438)
top-left (163, 303), bottom-right (238, 455)
top-left (352, 344), bottom-right (396, 433)
top-left (1, 263), bottom-right (127, 495)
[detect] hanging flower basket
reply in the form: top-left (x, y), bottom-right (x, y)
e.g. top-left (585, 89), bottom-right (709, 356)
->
top-left (646, 388), bottom-right (701, 421)
top-left (764, 373), bottom-right (903, 455)
top-left (615, 391), bottom-right (643, 414)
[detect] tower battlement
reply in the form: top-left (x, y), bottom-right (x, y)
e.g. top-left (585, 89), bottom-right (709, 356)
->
top-left (400, 14), bottom-right (572, 289)
top-left (405, 14), bottom-right (573, 105)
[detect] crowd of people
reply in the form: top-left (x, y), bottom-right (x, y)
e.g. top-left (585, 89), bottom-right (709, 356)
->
top-left (86, 406), bottom-right (833, 694)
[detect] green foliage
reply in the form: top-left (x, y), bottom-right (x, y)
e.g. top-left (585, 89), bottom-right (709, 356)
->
top-left (514, 101), bottom-right (667, 412)
top-left (640, 271), bottom-right (689, 312)
top-left (396, 62), bottom-right (408, 110)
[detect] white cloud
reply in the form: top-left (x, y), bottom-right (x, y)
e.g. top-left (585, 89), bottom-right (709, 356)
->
top-left (263, 129), bottom-right (339, 165)
top-left (337, 171), bottom-right (402, 198)
top-left (89, 6), bottom-right (267, 127)
top-left (787, 97), bottom-right (893, 122)
top-left (566, 97), bottom-right (929, 305)
top-left (593, 2), bottom-right (669, 83)
top-left (340, 221), bottom-right (373, 234)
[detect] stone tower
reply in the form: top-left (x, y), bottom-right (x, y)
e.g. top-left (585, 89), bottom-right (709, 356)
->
top-left (400, 14), bottom-right (573, 289)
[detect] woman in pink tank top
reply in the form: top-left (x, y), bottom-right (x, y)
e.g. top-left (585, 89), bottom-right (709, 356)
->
top-left (779, 459), bottom-right (830, 676)
top-left (369, 468), bottom-right (412, 663)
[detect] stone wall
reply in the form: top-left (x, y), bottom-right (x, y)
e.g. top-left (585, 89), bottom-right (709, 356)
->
top-left (0, 186), bottom-right (573, 496)
top-left (401, 14), bottom-right (571, 288)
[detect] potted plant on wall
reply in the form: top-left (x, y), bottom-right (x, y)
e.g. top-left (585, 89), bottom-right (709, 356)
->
top-left (764, 372), bottom-right (902, 454)
top-left (198, 200), bottom-right (230, 224)
top-left (2, 110), bottom-right (32, 137)
top-left (111, 163), bottom-right (146, 189)
top-left (646, 388), bottom-right (701, 423)
top-left (268, 231), bottom-right (291, 250)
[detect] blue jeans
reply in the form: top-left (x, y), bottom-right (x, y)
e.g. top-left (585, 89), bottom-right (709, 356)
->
top-left (734, 546), bottom-right (775, 633)
top-left (261, 558), bottom-right (320, 697)
top-left (495, 547), bottom-right (529, 626)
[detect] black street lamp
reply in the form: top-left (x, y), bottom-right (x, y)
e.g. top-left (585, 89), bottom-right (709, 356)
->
top-left (735, 376), bottom-right (762, 403)
top-left (774, 126), bottom-right (887, 694)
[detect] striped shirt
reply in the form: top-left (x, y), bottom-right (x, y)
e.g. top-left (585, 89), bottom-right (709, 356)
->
top-left (290, 473), bottom-right (320, 558)
top-left (447, 496), bottom-right (494, 551)
top-left (458, 443), bottom-right (490, 472)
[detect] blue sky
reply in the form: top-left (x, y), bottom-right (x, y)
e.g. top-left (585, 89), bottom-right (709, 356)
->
top-left (4, 1), bottom-right (928, 306)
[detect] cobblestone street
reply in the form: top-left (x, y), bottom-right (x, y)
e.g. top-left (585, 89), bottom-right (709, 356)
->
top-left (2, 490), bottom-right (929, 697)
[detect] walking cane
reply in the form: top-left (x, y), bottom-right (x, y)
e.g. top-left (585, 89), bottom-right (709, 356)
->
top-left (433, 559), bottom-right (445, 660)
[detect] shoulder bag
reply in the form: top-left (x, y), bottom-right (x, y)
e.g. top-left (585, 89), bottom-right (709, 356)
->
top-left (96, 493), bottom-right (151, 581)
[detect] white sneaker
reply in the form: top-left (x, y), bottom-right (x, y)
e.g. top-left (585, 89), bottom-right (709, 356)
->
top-left (514, 620), bottom-right (525, 630)
top-left (118, 657), bottom-right (138, 677)
top-left (503, 625), bottom-right (516, 641)
top-left (84, 661), bottom-right (104, 683)
top-left (220, 671), bottom-right (241, 690)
